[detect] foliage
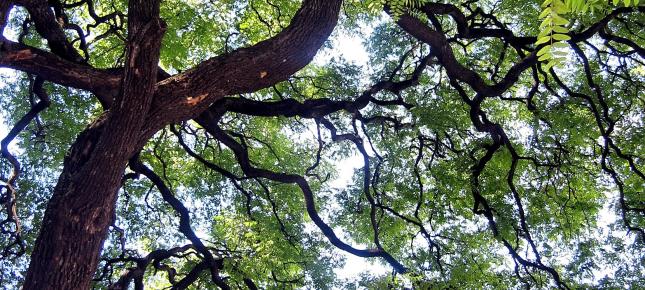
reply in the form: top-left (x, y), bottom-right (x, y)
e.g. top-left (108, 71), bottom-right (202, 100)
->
top-left (535, 0), bottom-right (640, 70)
top-left (1, 0), bottom-right (644, 289)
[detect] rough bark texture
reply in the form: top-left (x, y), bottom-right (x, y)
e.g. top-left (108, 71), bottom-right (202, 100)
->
top-left (0, 40), bottom-right (121, 101)
top-left (22, 118), bottom-right (109, 289)
top-left (22, 0), bottom-right (165, 288)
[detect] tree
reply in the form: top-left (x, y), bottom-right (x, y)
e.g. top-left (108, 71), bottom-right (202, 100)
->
top-left (0, 0), bottom-right (642, 288)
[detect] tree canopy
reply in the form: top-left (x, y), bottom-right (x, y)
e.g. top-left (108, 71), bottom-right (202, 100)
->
top-left (0, 0), bottom-right (643, 289)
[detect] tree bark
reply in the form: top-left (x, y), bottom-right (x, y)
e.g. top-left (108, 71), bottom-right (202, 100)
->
top-left (22, 0), bottom-right (165, 288)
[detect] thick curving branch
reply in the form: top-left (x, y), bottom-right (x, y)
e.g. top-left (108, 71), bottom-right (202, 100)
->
top-left (202, 53), bottom-right (431, 120)
top-left (0, 40), bottom-right (120, 103)
top-left (142, 0), bottom-right (343, 135)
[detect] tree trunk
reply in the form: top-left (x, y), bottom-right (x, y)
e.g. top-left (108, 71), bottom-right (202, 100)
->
top-left (22, 118), bottom-right (131, 289)
top-left (23, 0), bottom-right (165, 288)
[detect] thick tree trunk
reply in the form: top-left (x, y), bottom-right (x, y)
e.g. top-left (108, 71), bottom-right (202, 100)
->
top-left (22, 118), bottom-right (131, 289)
top-left (23, 1), bottom-right (165, 288)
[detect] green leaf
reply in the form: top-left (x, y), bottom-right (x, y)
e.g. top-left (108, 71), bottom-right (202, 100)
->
top-left (552, 26), bottom-right (569, 34)
top-left (552, 41), bottom-right (570, 49)
top-left (552, 14), bottom-right (570, 26)
top-left (539, 26), bottom-right (553, 37)
top-left (540, 17), bottom-right (553, 29)
top-left (544, 59), bottom-right (558, 71)
top-left (5, 1), bottom-right (645, 289)
top-left (539, 52), bottom-right (553, 61)
top-left (537, 45), bottom-right (552, 56)
top-left (552, 33), bottom-right (571, 41)
top-left (536, 36), bottom-right (552, 45)
top-left (539, 8), bottom-right (552, 19)
top-left (554, 2), bottom-right (570, 13)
